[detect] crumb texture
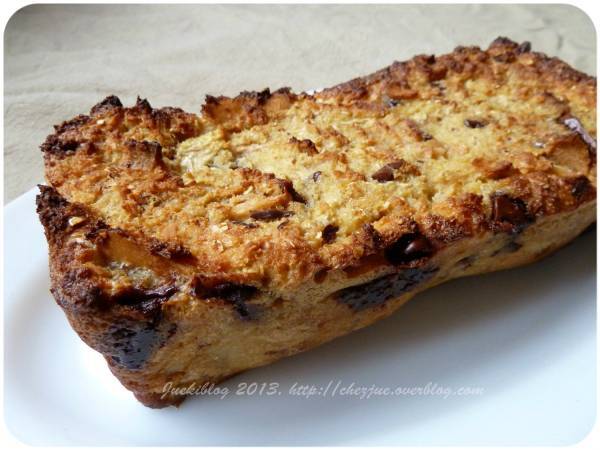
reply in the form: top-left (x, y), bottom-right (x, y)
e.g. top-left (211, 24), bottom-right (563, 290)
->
top-left (42, 37), bottom-right (596, 291)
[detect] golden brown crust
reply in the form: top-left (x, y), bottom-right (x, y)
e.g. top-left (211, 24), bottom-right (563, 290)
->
top-left (37, 37), bottom-right (596, 407)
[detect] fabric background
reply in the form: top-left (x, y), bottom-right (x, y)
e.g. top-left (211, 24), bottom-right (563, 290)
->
top-left (4, 4), bottom-right (596, 203)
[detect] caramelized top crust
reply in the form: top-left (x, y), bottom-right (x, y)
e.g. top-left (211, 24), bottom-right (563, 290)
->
top-left (41, 37), bottom-right (596, 293)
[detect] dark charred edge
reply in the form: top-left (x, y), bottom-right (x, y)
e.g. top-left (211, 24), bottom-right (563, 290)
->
top-left (36, 185), bottom-right (94, 246)
top-left (240, 88), bottom-right (272, 105)
top-left (135, 96), bottom-right (152, 113)
top-left (322, 224), bottom-right (339, 244)
top-left (37, 186), bottom-right (111, 311)
top-left (53, 114), bottom-right (92, 135)
top-left (39, 186), bottom-right (195, 265)
top-left (320, 36), bottom-right (595, 108)
top-left (488, 37), bottom-right (596, 85)
top-left (490, 37), bottom-right (533, 57)
top-left (192, 279), bottom-right (260, 320)
top-left (561, 116), bottom-right (597, 158)
top-left (38, 193), bottom-right (183, 372)
top-left (42, 96), bottom-right (199, 159)
top-left (489, 36), bottom-right (521, 49)
top-left (490, 192), bottom-right (534, 234)
top-left (275, 178), bottom-right (307, 204)
top-left (36, 185), bottom-right (188, 300)
top-left (40, 133), bottom-right (87, 157)
top-left (203, 87), bottom-right (296, 111)
top-left (50, 268), bottom-right (108, 311)
top-left (289, 137), bottom-right (319, 155)
top-left (336, 266), bottom-right (438, 311)
top-left (250, 210), bottom-right (294, 221)
top-left (90, 95), bottom-right (123, 115)
top-left (36, 184), bottom-right (74, 242)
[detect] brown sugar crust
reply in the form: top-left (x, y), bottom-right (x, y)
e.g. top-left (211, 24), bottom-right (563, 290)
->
top-left (38, 37), bottom-right (596, 406)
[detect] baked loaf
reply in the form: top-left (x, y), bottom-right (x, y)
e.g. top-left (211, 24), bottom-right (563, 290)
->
top-left (37, 37), bottom-right (596, 407)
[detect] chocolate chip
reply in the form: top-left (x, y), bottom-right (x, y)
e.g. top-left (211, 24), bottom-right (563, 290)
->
top-left (114, 285), bottom-right (179, 317)
top-left (193, 281), bottom-right (260, 321)
top-left (371, 165), bottom-right (395, 182)
top-left (456, 255), bottom-right (476, 269)
top-left (505, 240), bottom-right (523, 253)
top-left (464, 119), bottom-right (487, 128)
top-left (372, 160), bottom-right (418, 182)
top-left (104, 283), bottom-right (180, 369)
top-left (492, 240), bottom-right (522, 256)
top-left (250, 210), bottom-right (294, 221)
top-left (384, 233), bottom-right (435, 265)
top-left (516, 41), bottom-right (532, 54)
top-left (562, 116), bottom-right (597, 156)
top-left (276, 178), bottom-right (306, 203)
top-left (322, 224), bottom-right (339, 244)
top-left (312, 171), bottom-right (322, 182)
top-left (289, 137), bottom-right (319, 155)
top-left (314, 268), bottom-right (328, 283)
top-left (336, 267), bottom-right (438, 311)
top-left (148, 239), bottom-right (194, 262)
top-left (106, 320), bottom-right (176, 370)
top-left (569, 175), bottom-right (593, 200)
top-left (490, 193), bottom-right (532, 233)
top-left (406, 119), bottom-right (433, 141)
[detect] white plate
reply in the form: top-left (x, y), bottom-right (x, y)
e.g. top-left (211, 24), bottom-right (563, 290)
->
top-left (4, 187), bottom-right (596, 446)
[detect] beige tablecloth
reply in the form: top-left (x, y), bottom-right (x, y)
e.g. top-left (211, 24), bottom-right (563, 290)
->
top-left (4, 4), bottom-right (596, 203)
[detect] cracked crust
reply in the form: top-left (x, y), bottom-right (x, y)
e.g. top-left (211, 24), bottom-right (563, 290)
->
top-left (38, 37), bottom-right (596, 407)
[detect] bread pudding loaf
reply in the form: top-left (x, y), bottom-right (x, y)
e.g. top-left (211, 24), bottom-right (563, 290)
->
top-left (37, 37), bottom-right (596, 407)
